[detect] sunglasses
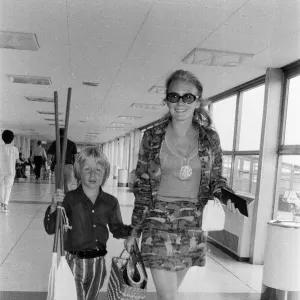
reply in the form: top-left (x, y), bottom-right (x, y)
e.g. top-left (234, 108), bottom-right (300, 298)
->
top-left (166, 93), bottom-right (200, 104)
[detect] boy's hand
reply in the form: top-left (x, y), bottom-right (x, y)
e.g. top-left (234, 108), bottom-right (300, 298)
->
top-left (124, 236), bottom-right (139, 253)
top-left (50, 189), bottom-right (65, 213)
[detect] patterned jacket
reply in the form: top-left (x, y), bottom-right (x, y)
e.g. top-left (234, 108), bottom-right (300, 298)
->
top-left (131, 118), bottom-right (230, 237)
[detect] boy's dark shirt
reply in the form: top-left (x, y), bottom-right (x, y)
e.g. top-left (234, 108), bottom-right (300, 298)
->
top-left (47, 138), bottom-right (77, 165)
top-left (44, 185), bottom-right (132, 252)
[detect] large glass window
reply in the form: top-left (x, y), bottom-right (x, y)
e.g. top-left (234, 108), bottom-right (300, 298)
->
top-left (274, 72), bottom-right (300, 220)
top-left (238, 85), bottom-right (265, 151)
top-left (275, 155), bottom-right (300, 220)
top-left (212, 95), bottom-right (236, 151)
top-left (232, 155), bottom-right (259, 196)
top-left (284, 75), bottom-right (300, 145)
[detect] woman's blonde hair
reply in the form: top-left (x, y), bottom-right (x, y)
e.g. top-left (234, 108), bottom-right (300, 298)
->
top-left (164, 69), bottom-right (212, 128)
top-left (74, 146), bottom-right (110, 186)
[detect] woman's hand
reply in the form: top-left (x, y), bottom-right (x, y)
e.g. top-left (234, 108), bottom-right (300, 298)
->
top-left (50, 189), bottom-right (65, 213)
top-left (124, 236), bottom-right (139, 253)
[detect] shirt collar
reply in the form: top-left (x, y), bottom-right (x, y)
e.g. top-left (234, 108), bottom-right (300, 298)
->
top-left (77, 184), bottom-right (109, 203)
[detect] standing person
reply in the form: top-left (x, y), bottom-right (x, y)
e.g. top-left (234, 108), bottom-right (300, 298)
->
top-left (125, 69), bottom-right (232, 300)
top-left (31, 141), bottom-right (47, 180)
top-left (44, 146), bottom-right (132, 300)
top-left (0, 130), bottom-right (19, 212)
top-left (47, 128), bottom-right (77, 192)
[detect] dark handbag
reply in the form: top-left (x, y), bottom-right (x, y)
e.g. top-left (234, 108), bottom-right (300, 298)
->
top-left (106, 241), bottom-right (147, 300)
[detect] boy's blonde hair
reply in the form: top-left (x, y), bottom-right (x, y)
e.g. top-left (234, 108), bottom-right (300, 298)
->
top-left (74, 146), bottom-right (110, 186)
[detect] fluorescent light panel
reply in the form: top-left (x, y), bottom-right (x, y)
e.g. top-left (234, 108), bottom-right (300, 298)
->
top-left (131, 103), bottom-right (164, 110)
top-left (148, 85), bottom-right (165, 94)
top-left (182, 48), bottom-right (253, 67)
top-left (37, 111), bottom-right (62, 115)
top-left (118, 116), bottom-right (142, 120)
top-left (83, 81), bottom-right (99, 87)
top-left (8, 75), bottom-right (51, 85)
top-left (0, 31), bottom-right (39, 51)
top-left (26, 96), bottom-right (54, 103)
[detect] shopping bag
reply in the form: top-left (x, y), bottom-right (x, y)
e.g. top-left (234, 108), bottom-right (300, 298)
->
top-left (107, 247), bottom-right (147, 300)
top-left (201, 198), bottom-right (225, 231)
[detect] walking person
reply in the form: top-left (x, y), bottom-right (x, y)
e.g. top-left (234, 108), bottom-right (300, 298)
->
top-left (125, 69), bottom-right (232, 300)
top-left (0, 130), bottom-right (19, 212)
top-left (47, 128), bottom-right (77, 192)
top-left (31, 140), bottom-right (47, 180)
top-left (44, 146), bottom-right (132, 300)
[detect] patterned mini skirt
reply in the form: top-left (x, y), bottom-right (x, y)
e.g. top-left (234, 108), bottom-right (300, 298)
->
top-left (140, 199), bottom-right (207, 272)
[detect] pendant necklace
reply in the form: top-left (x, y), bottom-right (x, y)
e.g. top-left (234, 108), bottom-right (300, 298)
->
top-left (168, 126), bottom-right (195, 181)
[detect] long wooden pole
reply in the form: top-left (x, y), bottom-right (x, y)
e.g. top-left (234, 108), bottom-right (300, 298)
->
top-left (59, 88), bottom-right (72, 189)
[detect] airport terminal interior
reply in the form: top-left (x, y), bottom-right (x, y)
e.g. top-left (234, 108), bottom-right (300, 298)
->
top-left (1, 0), bottom-right (300, 299)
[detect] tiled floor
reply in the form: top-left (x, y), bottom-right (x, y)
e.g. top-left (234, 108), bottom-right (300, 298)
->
top-left (0, 173), bottom-right (263, 299)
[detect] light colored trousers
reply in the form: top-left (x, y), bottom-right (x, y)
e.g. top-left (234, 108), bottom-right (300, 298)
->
top-left (0, 174), bottom-right (15, 205)
top-left (54, 164), bottom-right (75, 192)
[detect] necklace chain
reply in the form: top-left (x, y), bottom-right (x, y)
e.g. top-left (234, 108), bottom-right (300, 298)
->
top-left (167, 125), bottom-right (196, 180)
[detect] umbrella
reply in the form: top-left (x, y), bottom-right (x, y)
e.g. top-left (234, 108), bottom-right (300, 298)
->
top-left (46, 88), bottom-right (77, 300)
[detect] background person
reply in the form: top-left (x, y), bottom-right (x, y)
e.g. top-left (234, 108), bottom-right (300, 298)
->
top-left (125, 69), bottom-right (232, 300)
top-left (31, 141), bottom-right (47, 180)
top-left (47, 128), bottom-right (77, 192)
top-left (0, 130), bottom-right (19, 212)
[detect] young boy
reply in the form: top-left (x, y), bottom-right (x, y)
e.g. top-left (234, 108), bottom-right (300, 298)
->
top-left (0, 130), bottom-right (19, 213)
top-left (44, 146), bottom-right (132, 300)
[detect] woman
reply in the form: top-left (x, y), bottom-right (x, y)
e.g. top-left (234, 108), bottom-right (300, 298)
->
top-left (125, 69), bottom-right (231, 300)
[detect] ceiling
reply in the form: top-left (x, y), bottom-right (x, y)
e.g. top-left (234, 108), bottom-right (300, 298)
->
top-left (0, 0), bottom-right (299, 144)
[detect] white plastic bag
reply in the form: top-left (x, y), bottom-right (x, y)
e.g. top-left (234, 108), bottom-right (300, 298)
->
top-left (201, 199), bottom-right (225, 231)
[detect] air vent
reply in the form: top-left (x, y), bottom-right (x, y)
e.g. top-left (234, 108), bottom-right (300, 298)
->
top-left (0, 31), bottom-right (39, 51)
top-left (83, 81), bottom-right (99, 87)
top-left (8, 75), bottom-right (51, 85)
top-left (26, 96), bottom-right (54, 103)
top-left (37, 111), bottom-right (62, 115)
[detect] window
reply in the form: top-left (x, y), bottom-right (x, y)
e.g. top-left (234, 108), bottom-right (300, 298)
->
top-left (212, 95), bottom-right (236, 151)
top-left (284, 75), bottom-right (300, 145)
top-left (232, 155), bottom-right (259, 196)
top-left (275, 71), bottom-right (300, 220)
top-left (212, 83), bottom-right (265, 197)
top-left (238, 85), bottom-right (265, 151)
top-left (275, 155), bottom-right (300, 220)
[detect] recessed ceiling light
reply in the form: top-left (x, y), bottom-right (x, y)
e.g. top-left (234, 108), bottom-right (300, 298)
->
top-left (131, 103), bottom-right (164, 110)
top-left (0, 31), bottom-right (39, 51)
top-left (8, 75), bottom-right (51, 85)
top-left (182, 48), bottom-right (253, 67)
top-left (26, 96), bottom-right (54, 103)
top-left (118, 116), bottom-right (142, 120)
top-left (82, 81), bottom-right (99, 87)
top-left (148, 85), bottom-right (165, 94)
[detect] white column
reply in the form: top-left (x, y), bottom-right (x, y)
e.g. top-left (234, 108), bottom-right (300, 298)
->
top-left (129, 131), bottom-right (135, 172)
top-left (250, 68), bottom-right (284, 264)
top-left (123, 134), bottom-right (130, 170)
top-left (118, 137), bottom-right (124, 169)
top-left (133, 129), bottom-right (142, 171)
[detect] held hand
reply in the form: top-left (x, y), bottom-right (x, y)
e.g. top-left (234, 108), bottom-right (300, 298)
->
top-left (50, 189), bottom-right (65, 213)
top-left (124, 236), bottom-right (139, 253)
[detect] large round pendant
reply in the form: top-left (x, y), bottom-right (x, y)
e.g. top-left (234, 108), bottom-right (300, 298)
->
top-left (179, 165), bottom-right (192, 180)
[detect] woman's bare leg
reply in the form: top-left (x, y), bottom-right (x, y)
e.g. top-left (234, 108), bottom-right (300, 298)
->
top-left (150, 268), bottom-right (188, 300)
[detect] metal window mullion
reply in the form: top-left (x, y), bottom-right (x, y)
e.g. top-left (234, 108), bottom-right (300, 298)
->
top-left (229, 91), bottom-right (242, 187)
top-left (278, 76), bottom-right (290, 147)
